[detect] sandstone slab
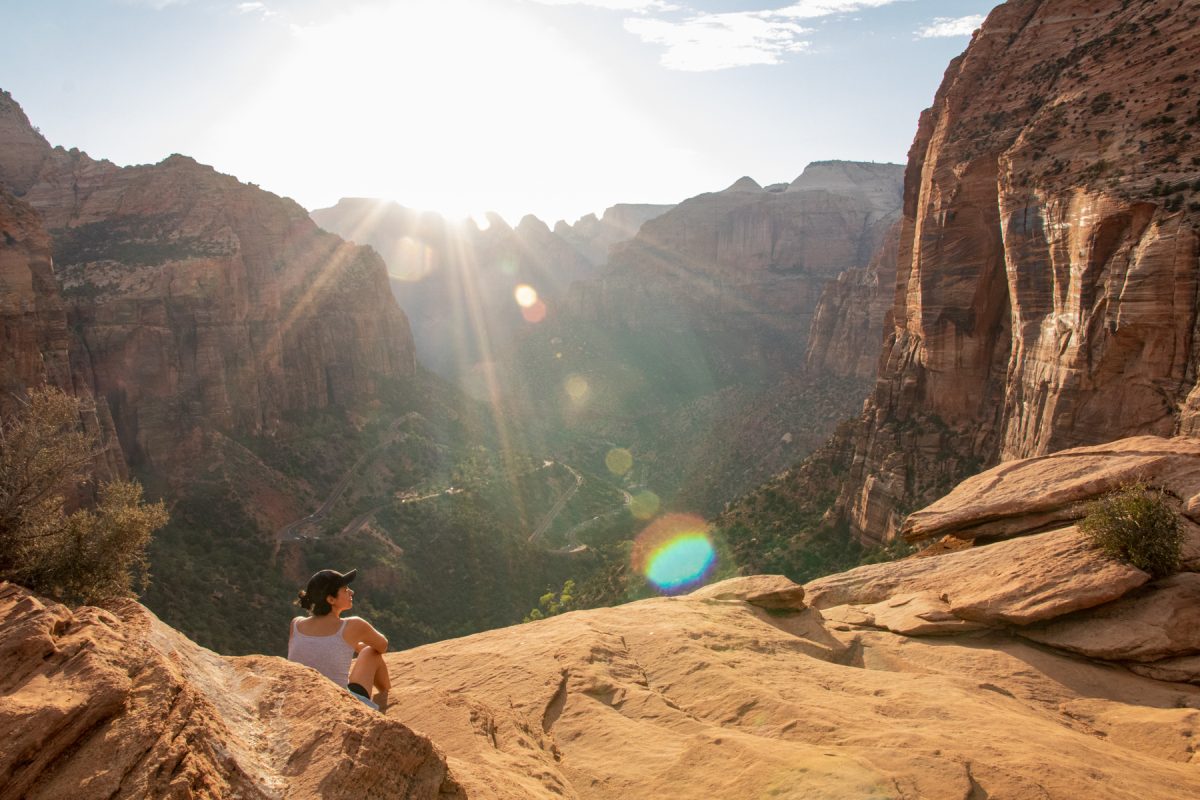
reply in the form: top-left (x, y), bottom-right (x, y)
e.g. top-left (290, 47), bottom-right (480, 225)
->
top-left (902, 437), bottom-right (1200, 543)
top-left (383, 581), bottom-right (1200, 799)
top-left (858, 591), bottom-right (987, 636)
top-left (1020, 572), bottom-right (1200, 663)
top-left (805, 526), bottom-right (1150, 625)
top-left (688, 574), bottom-right (805, 609)
top-left (1127, 655), bottom-right (1200, 685)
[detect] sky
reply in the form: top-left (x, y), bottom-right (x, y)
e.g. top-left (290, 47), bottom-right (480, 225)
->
top-left (4, 0), bottom-right (998, 225)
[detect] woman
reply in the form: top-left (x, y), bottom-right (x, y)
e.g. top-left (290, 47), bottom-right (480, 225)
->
top-left (287, 568), bottom-right (391, 711)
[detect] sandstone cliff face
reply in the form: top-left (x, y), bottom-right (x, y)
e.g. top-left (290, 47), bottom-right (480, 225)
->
top-left (0, 91), bottom-right (416, 467)
top-left (0, 178), bottom-right (124, 477)
top-left (835, 0), bottom-right (1200, 542)
top-left (569, 162), bottom-right (902, 373)
top-left (804, 219), bottom-right (900, 379)
top-left (0, 185), bottom-right (71, 401)
top-left (0, 582), bottom-right (462, 800)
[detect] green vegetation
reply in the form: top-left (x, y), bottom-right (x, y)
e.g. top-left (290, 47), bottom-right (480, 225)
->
top-left (1079, 483), bottom-right (1183, 578)
top-left (52, 215), bottom-right (233, 266)
top-left (524, 579), bottom-right (576, 622)
top-left (0, 387), bottom-right (168, 606)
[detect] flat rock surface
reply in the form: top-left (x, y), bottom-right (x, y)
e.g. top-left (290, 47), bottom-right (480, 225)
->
top-left (688, 574), bottom-right (806, 609)
top-left (805, 526), bottom-right (1150, 625)
top-left (902, 437), bottom-right (1200, 543)
top-left (1020, 572), bottom-right (1200, 663)
top-left (382, 586), bottom-right (1200, 799)
top-left (0, 583), bottom-right (461, 800)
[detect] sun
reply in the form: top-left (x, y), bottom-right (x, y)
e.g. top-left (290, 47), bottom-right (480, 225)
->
top-left (211, 0), bottom-right (696, 224)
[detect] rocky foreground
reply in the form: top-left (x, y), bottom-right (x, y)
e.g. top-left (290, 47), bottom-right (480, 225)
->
top-left (5, 436), bottom-right (1200, 798)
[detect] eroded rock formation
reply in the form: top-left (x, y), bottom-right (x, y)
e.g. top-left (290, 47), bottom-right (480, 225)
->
top-left (829, 0), bottom-right (1200, 542)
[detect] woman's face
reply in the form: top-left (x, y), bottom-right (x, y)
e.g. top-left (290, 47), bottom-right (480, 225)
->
top-left (327, 584), bottom-right (354, 613)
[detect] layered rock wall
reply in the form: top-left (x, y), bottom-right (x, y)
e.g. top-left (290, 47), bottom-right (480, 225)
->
top-left (804, 220), bottom-right (900, 379)
top-left (836, 0), bottom-right (1200, 542)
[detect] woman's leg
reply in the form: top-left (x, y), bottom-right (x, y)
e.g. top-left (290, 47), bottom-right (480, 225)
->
top-left (348, 646), bottom-right (390, 706)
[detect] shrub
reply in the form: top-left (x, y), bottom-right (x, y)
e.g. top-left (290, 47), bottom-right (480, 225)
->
top-left (0, 386), bottom-right (168, 605)
top-left (1079, 483), bottom-right (1183, 578)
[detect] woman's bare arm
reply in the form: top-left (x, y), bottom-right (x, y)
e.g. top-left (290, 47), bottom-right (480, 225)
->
top-left (344, 617), bottom-right (388, 653)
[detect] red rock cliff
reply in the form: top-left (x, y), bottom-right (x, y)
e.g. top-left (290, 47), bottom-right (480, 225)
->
top-left (837, 0), bottom-right (1200, 542)
top-left (0, 91), bottom-right (416, 466)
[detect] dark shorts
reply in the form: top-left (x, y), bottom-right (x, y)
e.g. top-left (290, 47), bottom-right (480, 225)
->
top-left (347, 682), bottom-right (378, 710)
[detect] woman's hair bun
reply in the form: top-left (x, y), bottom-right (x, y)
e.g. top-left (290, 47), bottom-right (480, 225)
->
top-left (296, 589), bottom-right (313, 610)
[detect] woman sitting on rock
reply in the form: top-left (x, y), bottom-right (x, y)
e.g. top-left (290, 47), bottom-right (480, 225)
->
top-left (287, 568), bottom-right (390, 711)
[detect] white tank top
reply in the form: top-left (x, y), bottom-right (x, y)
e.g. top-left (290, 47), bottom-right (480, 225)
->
top-left (288, 617), bottom-right (355, 685)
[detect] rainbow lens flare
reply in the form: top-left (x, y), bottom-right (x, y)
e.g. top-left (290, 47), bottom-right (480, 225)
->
top-left (632, 513), bottom-right (716, 593)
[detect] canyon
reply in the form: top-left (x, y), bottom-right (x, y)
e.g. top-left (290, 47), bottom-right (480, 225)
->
top-left (4, 0), bottom-right (1200, 794)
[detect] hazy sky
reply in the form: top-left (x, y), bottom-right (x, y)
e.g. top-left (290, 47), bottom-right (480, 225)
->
top-left (5, 0), bottom-right (997, 224)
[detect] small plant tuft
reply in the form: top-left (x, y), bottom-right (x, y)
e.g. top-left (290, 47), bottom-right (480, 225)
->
top-left (1078, 483), bottom-right (1183, 578)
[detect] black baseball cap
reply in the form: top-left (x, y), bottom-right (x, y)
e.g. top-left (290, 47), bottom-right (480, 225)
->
top-left (303, 568), bottom-right (357, 603)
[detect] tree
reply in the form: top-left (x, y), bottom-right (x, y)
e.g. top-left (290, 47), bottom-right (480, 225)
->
top-left (0, 386), bottom-right (168, 604)
top-left (523, 579), bottom-right (576, 622)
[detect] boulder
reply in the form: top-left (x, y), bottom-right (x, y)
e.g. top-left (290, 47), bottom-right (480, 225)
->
top-left (901, 437), bottom-right (1200, 544)
top-left (805, 526), bottom-right (1150, 626)
top-left (1019, 572), bottom-right (1200, 663)
top-left (689, 574), bottom-right (806, 609)
top-left (826, 592), bottom-right (988, 637)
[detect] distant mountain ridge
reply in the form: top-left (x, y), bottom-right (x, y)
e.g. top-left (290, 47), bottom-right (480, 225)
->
top-left (567, 159), bottom-right (904, 374)
top-left (310, 197), bottom-right (671, 386)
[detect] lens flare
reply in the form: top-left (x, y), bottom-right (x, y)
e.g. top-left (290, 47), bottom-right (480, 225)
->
top-left (522, 299), bottom-right (547, 323)
top-left (605, 448), bottom-right (633, 476)
top-left (629, 489), bottom-right (660, 520)
top-left (631, 513), bottom-right (716, 593)
top-left (514, 284), bottom-right (538, 308)
top-left (565, 374), bottom-right (589, 403)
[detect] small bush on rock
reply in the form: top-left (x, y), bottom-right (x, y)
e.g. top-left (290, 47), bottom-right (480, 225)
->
top-left (1079, 483), bottom-right (1183, 578)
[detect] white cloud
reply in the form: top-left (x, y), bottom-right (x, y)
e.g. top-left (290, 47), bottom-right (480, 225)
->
top-left (915, 14), bottom-right (984, 38)
top-left (620, 0), bottom-right (911, 72)
top-left (625, 11), bottom-right (811, 71)
top-left (529, 0), bottom-right (679, 11)
top-left (235, 1), bottom-right (277, 18)
top-left (774, 0), bottom-right (908, 20)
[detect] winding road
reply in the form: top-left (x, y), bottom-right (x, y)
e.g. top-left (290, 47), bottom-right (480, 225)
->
top-left (278, 430), bottom-right (624, 556)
